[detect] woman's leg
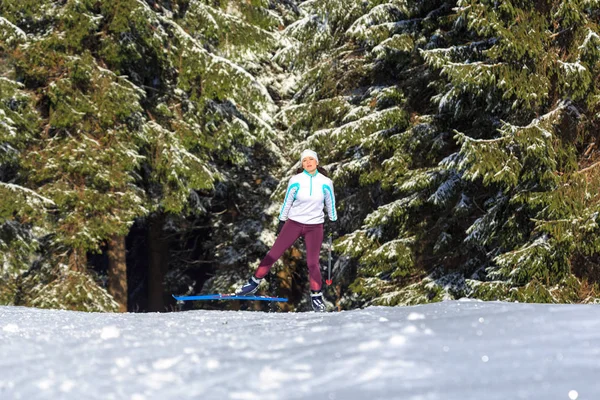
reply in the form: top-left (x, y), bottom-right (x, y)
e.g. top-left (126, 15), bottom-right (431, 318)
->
top-left (254, 220), bottom-right (302, 279)
top-left (304, 223), bottom-right (324, 291)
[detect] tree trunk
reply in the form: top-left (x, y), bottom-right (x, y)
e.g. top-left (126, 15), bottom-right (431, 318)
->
top-left (276, 265), bottom-right (292, 312)
top-left (147, 213), bottom-right (169, 312)
top-left (107, 234), bottom-right (128, 312)
top-left (68, 248), bottom-right (87, 272)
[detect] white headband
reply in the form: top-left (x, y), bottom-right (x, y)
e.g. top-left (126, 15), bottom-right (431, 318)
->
top-left (300, 149), bottom-right (318, 164)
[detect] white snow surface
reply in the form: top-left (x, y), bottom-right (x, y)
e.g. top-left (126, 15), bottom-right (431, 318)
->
top-left (1, 300), bottom-right (600, 399)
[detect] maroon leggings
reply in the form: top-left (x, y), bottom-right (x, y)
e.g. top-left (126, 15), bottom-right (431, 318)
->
top-left (255, 219), bottom-right (324, 291)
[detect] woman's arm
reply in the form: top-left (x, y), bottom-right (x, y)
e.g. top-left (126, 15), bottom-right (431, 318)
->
top-left (323, 180), bottom-right (337, 221)
top-left (278, 179), bottom-right (299, 221)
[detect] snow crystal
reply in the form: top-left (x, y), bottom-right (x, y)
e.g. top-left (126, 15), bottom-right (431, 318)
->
top-left (2, 324), bottom-right (19, 333)
top-left (100, 326), bottom-right (120, 340)
top-left (114, 357), bottom-right (131, 368)
top-left (145, 371), bottom-right (179, 389)
top-left (310, 325), bottom-right (328, 332)
top-left (407, 312), bottom-right (426, 320)
top-left (60, 380), bottom-right (75, 392)
top-left (258, 365), bottom-right (311, 390)
top-left (152, 356), bottom-right (181, 370)
top-left (402, 325), bottom-right (418, 334)
top-left (358, 340), bottom-right (382, 351)
top-left (206, 359), bottom-right (220, 370)
top-left (36, 378), bottom-right (53, 390)
top-left (357, 366), bottom-right (383, 382)
top-left (388, 335), bottom-right (407, 347)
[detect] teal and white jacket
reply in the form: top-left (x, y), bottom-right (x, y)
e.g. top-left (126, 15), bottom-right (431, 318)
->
top-left (279, 170), bottom-right (337, 224)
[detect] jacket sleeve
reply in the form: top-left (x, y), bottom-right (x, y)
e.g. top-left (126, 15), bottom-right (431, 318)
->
top-left (278, 179), bottom-right (299, 221)
top-left (323, 179), bottom-right (337, 222)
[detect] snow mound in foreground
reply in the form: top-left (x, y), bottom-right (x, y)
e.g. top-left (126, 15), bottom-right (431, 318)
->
top-left (1, 300), bottom-right (599, 400)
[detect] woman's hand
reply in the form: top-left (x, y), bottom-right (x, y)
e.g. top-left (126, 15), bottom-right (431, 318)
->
top-left (277, 220), bottom-right (285, 235)
top-left (326, 219), bottom-right (338, 238)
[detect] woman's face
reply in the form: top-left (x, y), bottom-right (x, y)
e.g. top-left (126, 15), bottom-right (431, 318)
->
top-left (302, 156), bottom-right (318, 173)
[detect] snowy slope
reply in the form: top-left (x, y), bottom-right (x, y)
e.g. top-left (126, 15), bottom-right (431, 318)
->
top-left (1, 300), bottom-right (599, 400)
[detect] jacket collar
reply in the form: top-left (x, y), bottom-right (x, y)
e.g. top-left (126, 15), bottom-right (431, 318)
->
top-left (303, 169), bottom-right (318, 177)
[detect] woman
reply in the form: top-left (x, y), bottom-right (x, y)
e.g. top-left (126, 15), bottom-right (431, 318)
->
top-left (236, 149), bottom-right (338, 312)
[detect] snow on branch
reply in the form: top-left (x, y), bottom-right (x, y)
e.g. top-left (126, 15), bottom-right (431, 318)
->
top-left (458, 100), bottom-right (575, 145)
top-left (293, 106), bottom-right (406, 155)
top-left (578, 28), bottom-right (600, 52)
top-left (345, 4), bottom-right (407, 39)
top-left (558, 60), bottom-right (587, 74)
top-left (0, 183), bottom-right (56, 206)
top-left (420, 39), bottom-right (497, 69)
top-left (493, 234), bottom-right (553, 280)
top-left (157, 11), bottom-right (275, 118)
top-left (0, 16), bottom-right (27, 45)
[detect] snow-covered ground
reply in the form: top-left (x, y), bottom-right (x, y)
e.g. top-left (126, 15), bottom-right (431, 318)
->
top-left (1, 300), bottom-right (599, 400)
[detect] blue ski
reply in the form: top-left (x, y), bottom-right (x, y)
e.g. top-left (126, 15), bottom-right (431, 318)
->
top-left (172, 294), bottom-right (288, 302)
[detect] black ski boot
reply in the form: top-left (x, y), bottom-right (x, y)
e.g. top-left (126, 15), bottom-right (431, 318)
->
top-left (311, 290), bottom-right (326, 312)
top-left (236, 276), bottom-right (262, 296)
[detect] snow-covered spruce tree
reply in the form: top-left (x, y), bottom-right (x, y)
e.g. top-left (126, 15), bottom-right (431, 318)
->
top-left (154, 0), bottom-right (300, 312)
top-left (0, 19), bottom-right (50, 305)
top-left (1, 0), bottom-right (153, 311)
top-left (421, 0), bottom-right (600, 302)
top-left (272, 0), bottom-right (467, 308)
top-left (275, 0), bottom-right (600, 308)
top-left (165, 0), bottom-right (303, 312)
top-left (2, 0), bottom-right (295, 312)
